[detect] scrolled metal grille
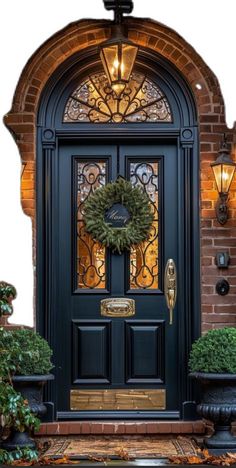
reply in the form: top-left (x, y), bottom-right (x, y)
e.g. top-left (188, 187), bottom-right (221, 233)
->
top-left (63, 72), bottom-right (172, 123)
top-left (77, 161), bottom-right (107, 289)
top-left (129, 161), bottom-right (159, 289)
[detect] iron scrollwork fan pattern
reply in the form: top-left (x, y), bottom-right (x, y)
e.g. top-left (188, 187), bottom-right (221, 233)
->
top-left (64, 72), bottom-right (172, 124)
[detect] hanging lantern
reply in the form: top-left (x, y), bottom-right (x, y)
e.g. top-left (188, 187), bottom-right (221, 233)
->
top-left (100, 24), bottom-right (138, 95)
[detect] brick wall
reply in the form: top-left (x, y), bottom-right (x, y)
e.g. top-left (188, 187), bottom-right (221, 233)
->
top-left (4, 18), bottom-right (236, 332)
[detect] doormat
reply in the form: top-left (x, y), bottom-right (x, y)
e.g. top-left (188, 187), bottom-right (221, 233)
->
top-left (42, 435), bottom-right (198, 459)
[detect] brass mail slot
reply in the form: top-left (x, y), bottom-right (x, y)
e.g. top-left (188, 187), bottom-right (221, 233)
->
top-left (71, 389), bottom-right (166, 410)
top-left (101, 298), bottom-right (135, 317)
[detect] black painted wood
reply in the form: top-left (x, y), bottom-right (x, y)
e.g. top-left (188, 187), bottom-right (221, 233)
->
top-left (36, 48), bottom-right (200, 419)
top-left (51, 143), bottom-right (179, 415)
top-left (72, 320), bottom-right (111, 384)
top-left (125, 320), bottom-right (165, 383)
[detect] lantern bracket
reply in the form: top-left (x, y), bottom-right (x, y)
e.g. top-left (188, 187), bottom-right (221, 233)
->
top-left (216, 193), bottom-right (229, 225)
top-left (103, 0), bottom-right (134, 23)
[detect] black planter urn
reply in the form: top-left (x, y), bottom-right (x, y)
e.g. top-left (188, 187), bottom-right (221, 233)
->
top-left (12, 374), bottom-right (54, 418)
top-left (2, 374), bottom-right (54, 451)
top-left (190, 372), bottom-right (236, 449)
top-left (2, 430), bottom-right (36, 451)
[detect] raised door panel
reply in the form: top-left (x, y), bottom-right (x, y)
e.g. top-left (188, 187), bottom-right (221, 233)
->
top-left (72, 320), bottom-right (111, 384)
top-left (125, 320), bottom-right (165, 384)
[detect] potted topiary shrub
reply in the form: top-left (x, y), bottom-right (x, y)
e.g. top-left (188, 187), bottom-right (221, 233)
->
top-left (189, 327), bottom-right (236, 450)
top-left (0, 281), bottom-right (17, 320)
top-left (0, 381), bottom-right (40, 451)
top-left (0, 328), bottom-right (54, 420)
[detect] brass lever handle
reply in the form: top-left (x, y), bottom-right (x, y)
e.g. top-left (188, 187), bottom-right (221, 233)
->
top-left (164, 259), bottom-right (177, 325)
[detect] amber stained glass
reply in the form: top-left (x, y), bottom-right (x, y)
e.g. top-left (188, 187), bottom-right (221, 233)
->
top-left (129, 162), bottom-right (159, 289)
top-left (77, 161), bottom-right (107, 289)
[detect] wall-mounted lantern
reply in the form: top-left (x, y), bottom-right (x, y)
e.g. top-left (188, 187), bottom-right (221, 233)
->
top-left (100, 0), bottom-right (138, 95)
top-left (211, 136), bottom-right (236, 225)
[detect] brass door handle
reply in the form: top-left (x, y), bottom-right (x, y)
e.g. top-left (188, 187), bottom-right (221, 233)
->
top-left (164, 259), bottom-right (177, 325)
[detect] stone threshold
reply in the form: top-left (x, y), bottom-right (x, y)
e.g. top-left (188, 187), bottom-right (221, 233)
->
top-left (36, 420), bottom-right (206, 436)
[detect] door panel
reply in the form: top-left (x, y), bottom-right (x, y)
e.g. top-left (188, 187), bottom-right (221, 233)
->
top-left (125, 320), bottom-right (165, 383)
top-left (72, 320), bottom-right (111, 384)
top-left (56, 143), bottom-right (179, 416)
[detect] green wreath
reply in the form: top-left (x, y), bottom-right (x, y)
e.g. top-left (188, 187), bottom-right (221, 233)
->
top-left (83, 177), bottom-right (154, 254)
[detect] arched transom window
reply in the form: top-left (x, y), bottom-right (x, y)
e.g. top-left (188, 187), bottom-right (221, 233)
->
top-left (63, 72), bottom-right (172, 123)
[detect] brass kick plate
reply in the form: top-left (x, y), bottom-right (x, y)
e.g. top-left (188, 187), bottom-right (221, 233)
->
top-left (70, 389), bottom-right (166, 411)
top-left (101, 298), bottom-right (135, 317)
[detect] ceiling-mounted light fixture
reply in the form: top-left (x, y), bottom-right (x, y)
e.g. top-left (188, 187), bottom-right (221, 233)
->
top-left (100, 0), bottom-right (138, 95)
top-left (211, 135), bottom-right (236, 225)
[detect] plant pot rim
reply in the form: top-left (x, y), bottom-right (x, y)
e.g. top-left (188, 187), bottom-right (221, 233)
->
top-left (12, 373), bottom-right (54, 382)
top-left (189, 371), bottom-right (236, 380)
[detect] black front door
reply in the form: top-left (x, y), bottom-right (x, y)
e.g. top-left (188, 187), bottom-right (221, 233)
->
top-left (54, 142), bottom-right (181, 418)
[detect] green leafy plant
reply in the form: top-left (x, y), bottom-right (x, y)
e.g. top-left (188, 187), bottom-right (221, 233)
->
top-left (0, 349), bottom-right (40, 461)
top-left (84, 177), bottom-right (154, 254)
top-left (0, 281), bottom-right (16, 317)
top-left (0, 317), bottom-right (52, 462)
top-left (0, 328), bottom-right (53, 377)
top-left (189, 327), bottom-right (236, 373)
top-left (0, 327), bottom-right (19, 379)
top-left (0, 447), bottom-right (38, 465)
top-left (0, 383), bottom-right (40, 434)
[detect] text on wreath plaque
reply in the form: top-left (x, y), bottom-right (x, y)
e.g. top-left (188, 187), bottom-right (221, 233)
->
top-left (104, 203), bottom-right (131, 228)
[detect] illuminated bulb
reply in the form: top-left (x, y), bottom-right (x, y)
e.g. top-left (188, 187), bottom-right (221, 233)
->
top-left (112, 60), bottom-right (125, 75)
top-left (113, 59), bottom-right (119, 69)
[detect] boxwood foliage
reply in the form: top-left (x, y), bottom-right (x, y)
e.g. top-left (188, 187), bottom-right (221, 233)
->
top-left (189, 327), bottom-right (236, 373)
top-left (0, 328), bottom-right (53, 376)
top-left (84, 177), bottom-right (154, 254)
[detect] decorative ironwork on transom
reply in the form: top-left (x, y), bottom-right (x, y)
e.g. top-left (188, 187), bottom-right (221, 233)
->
top-left (63, 72), bottom-right (172, 123)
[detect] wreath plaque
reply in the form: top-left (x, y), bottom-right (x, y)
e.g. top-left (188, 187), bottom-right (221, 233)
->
top-left (104, 203), bottom-right (130, 228)
top-left (83, 177), bottom-right (154, 254)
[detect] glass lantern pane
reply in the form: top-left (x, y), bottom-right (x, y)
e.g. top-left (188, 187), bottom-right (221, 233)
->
top-left (212, 165), bottom-right (222, 193)
top-left (101, 45), bottom-right (119, 82)
top-left (222, 164), bottom-right (236, 193)
top-left (121, 43), bottom-right (138, 82)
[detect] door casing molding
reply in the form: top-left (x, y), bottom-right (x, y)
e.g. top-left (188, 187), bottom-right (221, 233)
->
top-left (37, 47), bottom-right (200, 419)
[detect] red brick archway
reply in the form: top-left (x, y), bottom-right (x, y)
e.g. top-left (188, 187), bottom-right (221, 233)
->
top-left (4, 17), bottom-right (236, 331)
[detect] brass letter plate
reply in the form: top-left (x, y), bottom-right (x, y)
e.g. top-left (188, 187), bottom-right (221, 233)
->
top-left (71, 389), bottom-right (166, 410)
top-left (101, 298), bottom-right (135, 317)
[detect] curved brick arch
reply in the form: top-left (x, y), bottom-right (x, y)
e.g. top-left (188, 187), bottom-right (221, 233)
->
top-left (4, 17), bottom-right (236, 331)
top-left (4, 18), bottom-right (226, 116)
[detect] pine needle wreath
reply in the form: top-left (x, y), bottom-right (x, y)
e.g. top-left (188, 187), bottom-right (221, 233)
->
top-left (83, 177), bottom-right (154, 254)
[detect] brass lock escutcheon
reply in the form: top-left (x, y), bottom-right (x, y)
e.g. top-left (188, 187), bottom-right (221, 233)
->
top-left (101, 298), bottom-right (135, 317)
top-left (164, 259), bottom-right (177, 325)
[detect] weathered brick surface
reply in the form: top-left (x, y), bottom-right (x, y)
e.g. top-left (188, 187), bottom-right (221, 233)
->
top-left (3, 18), bottom-right (236, 332)
top-left (35, 420), bottom-right (206, 436)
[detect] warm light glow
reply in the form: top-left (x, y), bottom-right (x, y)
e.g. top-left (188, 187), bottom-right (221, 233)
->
top-left (112, 59), bottom-right (125, 76)
top-left (111, 59), bottom-right (125, 81)
top-left (212, 160), bottom-right (236, 195)
top-left (111, 83), bottom-right (126, 95)
top-left (222, 171), bottom-right (229, 181)
top-left (100, 31), bottom-right (138, 96)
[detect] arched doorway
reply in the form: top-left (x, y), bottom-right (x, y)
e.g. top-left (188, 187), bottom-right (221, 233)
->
top-left (37, 46), bottom-right (200, 420)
